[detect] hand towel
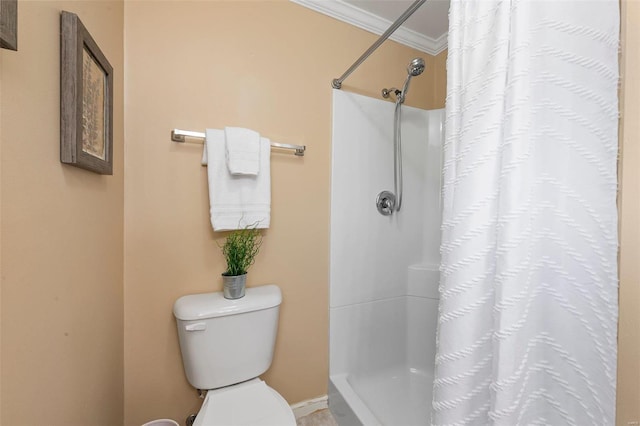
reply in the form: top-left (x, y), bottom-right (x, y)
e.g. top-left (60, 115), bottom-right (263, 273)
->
top-left (225, 126), bottom-right (260, 176)
top-left (204, 129), bottom-right (271, 231)
top-left (201, 142), bottom-right (209, 166)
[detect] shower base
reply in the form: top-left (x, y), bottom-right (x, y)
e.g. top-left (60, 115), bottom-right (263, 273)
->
top-left (328, 266), bottom-right (440, 425)
top-left (329, 366), bottom-right (433, 425)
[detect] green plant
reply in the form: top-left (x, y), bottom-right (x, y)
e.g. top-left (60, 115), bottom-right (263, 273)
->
top-left (219, 224), bottom-right (263, 276)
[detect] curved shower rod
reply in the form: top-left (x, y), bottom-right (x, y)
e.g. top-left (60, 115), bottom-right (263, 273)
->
top-left (331, 0), bottom-right (427, 90)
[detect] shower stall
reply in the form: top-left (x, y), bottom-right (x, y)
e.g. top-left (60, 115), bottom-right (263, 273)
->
top-left (327, 0), bottom-right (621, 423)
top-left (327, 2), bottom-right (442, 423)
top-left (328, 89), bottom-right (444, 425)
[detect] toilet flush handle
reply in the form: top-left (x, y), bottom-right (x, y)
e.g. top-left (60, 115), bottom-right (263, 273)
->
top-left (185, 322), bottom-right (206, 331)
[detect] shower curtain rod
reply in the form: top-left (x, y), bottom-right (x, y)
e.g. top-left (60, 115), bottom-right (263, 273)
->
top-left (331, 0), bottom-right (427, 90)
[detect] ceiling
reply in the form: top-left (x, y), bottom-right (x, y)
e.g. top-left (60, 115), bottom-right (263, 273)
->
top-left (291, 0), bottom-right (450, 55)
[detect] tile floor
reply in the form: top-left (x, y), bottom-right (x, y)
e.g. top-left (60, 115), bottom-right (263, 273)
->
top-left (296, 409), bottom-right (338, 426)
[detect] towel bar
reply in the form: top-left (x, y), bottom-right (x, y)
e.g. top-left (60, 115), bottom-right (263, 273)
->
top-left (171, 129), bottom-right (306, 157)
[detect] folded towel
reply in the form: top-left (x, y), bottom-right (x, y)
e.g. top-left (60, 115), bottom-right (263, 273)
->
top-left (204, 129), bottom-right (271, 231)
top-left (201, 142), bottom-right (208, 166)
top-left (225, 126), bottom-right (261, 176)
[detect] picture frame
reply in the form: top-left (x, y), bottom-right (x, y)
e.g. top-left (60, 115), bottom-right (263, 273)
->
top-left (60, 11), bottom-right (113, 175)
top-left (0, 0), bottom-right (17, 51)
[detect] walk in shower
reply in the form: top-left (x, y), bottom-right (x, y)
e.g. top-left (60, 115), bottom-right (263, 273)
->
top-left (328, 89), bottom-right (444, 425)
top-left (327, 0), bottom-right (621, 423)
top-left (327, 2), bottom-right (442, 422)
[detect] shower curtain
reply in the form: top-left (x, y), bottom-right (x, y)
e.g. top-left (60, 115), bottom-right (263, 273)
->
top-left (433, 1), bottom-right (619, 425)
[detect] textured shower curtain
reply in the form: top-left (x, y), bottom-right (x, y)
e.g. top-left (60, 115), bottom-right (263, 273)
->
top-left (433, 1), bottom-right (619, 425)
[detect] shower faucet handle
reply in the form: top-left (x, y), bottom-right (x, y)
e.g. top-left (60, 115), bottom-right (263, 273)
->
top-left (376, 191), bottom-right (396, 216)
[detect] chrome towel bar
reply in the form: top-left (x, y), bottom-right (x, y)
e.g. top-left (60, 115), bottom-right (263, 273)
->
top-left (171, 129), bottom-right (306, 157)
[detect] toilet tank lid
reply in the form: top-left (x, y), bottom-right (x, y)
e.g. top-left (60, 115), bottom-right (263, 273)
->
top-left (173, 284), bottom-right (282, 321)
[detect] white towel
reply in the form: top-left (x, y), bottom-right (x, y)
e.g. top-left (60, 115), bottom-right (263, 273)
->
top-left (225, 126), bottom-right (260, 176)
top-left (204, 129), bottom-right (271, 231)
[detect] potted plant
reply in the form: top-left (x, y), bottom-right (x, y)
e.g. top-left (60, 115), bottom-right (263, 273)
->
top-left (219, 224), bottom-right (262, 299)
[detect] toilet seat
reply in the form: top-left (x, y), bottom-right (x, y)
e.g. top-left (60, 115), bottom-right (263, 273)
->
top-left (193, 379), bottom-right (296, 426)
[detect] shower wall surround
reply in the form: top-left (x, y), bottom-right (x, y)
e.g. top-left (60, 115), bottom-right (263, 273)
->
top-left (329, 89), bottom-right (443, 425)
top-left (331, 90), bottom-right (427, 307)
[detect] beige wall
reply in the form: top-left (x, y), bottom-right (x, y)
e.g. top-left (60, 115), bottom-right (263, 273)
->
top-left (432, 49), bottom-right (447, 110)
top-left (617, 1), bottom-right (640, 424)
top-left (0, 1), bottom-right (635, 425)
top-left (0, 1), bottom-right (124, 425)
top-left (123, 2), bottom-right (445, 424)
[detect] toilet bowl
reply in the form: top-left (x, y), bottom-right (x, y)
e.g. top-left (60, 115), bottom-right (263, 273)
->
top-left (174, 285), bottom-right (295, 426)
top-left (142, 420), bottom-right (179, 426)
top-left (193, 379), bottom-right (295, 426)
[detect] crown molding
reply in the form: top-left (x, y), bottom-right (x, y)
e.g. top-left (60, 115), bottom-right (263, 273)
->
top-left (291, 0), bottom-right (448, 55)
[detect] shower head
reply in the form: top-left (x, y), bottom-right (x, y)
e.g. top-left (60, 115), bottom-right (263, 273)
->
top-left (398, 57), bottom-right (425, 103)
top-left (407, 57), bottom-right (425, 77)
top-left (381, 58), bottom-right (426, 102)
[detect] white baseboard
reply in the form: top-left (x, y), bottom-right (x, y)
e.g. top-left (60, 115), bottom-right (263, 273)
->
top-left (290, 395), bottom-right (329, 419)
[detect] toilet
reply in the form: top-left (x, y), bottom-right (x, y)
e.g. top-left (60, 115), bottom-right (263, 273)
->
top-left (173, 284), bottom-right (296, 426)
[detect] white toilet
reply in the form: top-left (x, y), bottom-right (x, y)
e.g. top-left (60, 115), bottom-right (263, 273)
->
top-left (173, 284), bottom-right (296, 426)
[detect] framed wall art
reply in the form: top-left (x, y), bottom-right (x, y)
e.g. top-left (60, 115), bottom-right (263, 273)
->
top-left (0, 0), bottom-right (17, 51)
top-left (60, 11), bottom-right (113, 175)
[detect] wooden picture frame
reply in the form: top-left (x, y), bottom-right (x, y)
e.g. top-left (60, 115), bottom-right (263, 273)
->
top-left (0, 0), bottom-right (17, 51)
top-left (60, 11), bottom-right (113, 175)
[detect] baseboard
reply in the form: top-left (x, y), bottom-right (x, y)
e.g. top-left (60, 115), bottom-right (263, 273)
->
top-left (290, 394), bottom-right (329, 419)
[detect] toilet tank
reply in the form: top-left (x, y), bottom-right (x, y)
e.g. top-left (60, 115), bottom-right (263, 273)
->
top-left (173, 284), bottom-right (282, 390)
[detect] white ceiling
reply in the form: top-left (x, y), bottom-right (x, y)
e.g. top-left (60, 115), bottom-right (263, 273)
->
top-left (291, 0), bottom-right (450, 55)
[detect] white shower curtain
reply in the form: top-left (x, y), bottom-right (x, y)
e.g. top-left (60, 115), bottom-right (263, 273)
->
top-left (433, 1), bottom-right (619, 425)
